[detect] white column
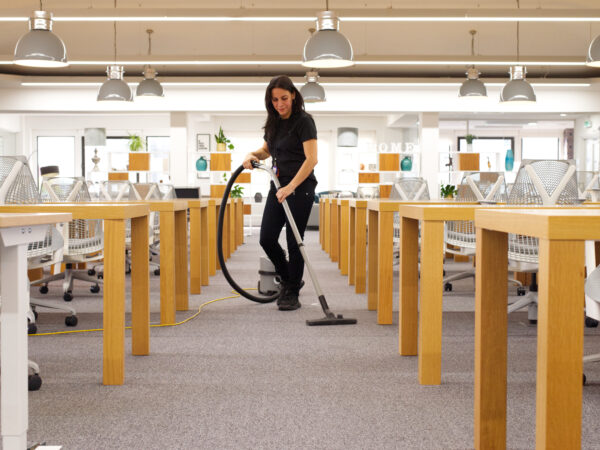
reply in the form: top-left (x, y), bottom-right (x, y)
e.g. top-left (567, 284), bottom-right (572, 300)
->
top-left (419, 112), bottom-right (440, 199)
top-left (170, 112), bottom-right (188, 185)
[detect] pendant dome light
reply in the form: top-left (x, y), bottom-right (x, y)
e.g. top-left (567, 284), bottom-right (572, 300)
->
top-left (501, 1), bottom-right (536, 104)
top-left (136, 29), bottom-right (164, 97)
top-left (302, 1), bottom-right (353, 69)
top-left (459, 30), bottom-right (487, 99)
top-left (586, 34), bottom-right (600, 67)
top-left (300, 71), bottom-right (326, 103)
top-left (97, 0), bottom-right (132, 102)
top-left (14, 2), bottom-right (68, 68)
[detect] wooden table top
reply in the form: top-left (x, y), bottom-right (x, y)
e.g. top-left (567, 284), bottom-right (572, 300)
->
top-left (186, 199), bottom-right (210, 208)
top-left (0, 212), bottom-right (72, 228)
top-left (0, 204), bottom-right (149, 220)
top-left (367, 199), bottom-right (463, 212)
top-left (476, 208), bottom-right (600, 240)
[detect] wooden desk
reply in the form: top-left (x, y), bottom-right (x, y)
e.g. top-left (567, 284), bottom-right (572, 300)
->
top-left (337, 199), bottom-right (350, 275)
top-left (0, 204), bottom-right (150, 386)
top-left (397, 203), bottom-right (479, 385)
top-left (349, 199), bottom-right (368, 293)
top-left (0, 213), bottom-right (71, 450)
top-left (474, 208), bottom-right (600, 449)
top-left (187, 199), bottom-right (209, 293)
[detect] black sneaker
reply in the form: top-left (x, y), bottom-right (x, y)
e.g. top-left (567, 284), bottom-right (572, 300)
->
top-left (276, 280), bottom-right (305, 307)
top-left (278, 282), bottom-right (302, 311)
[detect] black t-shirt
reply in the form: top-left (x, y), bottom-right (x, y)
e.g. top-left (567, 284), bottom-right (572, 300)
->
top-left (264, 110), bottom-right (318, 186)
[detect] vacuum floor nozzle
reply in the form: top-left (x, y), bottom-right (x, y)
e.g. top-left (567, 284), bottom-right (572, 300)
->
top-left (306, 315), bottom-right (358, 326)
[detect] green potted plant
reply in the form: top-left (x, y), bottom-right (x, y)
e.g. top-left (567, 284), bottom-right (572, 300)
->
top-left (465, 134), bottom-right (476, 152)
top-left (214, 126), bottom-right (234, 152)
top-left (128, 133), bottom-right (144, 152)
top-left (440, 184), bottom-right (458, 199)
top-left (230, 185), bottom-right (244, 198)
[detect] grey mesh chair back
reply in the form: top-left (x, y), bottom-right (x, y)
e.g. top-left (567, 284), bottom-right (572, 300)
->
top-left (577, 170), bottom-right (599, 201)
top-left (133, 183), bottom-right (162, 200)
top-left (507, 159), bottom-right (578, 264)
top-left (0, 156), bottom-right (62, 261)
top-left (445, 172), bottom-right (507, 252)
top-left (390, 177), bottom-right (430, 200)
top-left (357, 186), bottom-right (380, 199)
top-left (40, 177), bottom-right (103, 256)
top-left (102, 180), bottom-right (141, 201)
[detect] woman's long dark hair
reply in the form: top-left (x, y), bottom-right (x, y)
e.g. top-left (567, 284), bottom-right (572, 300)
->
top-left (263, 75), bottom-right (305, 145)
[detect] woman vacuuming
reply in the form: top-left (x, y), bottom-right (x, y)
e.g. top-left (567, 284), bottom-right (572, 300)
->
top-left (242, 75), bottom-right (318, 311)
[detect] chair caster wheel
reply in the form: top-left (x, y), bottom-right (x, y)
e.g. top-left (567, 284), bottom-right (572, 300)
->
top-left (39, 285), bottom-right (49, 294)
top-left (517, 287), bottom-right (526, 296)
top-left (28, 374), bottom-right (42, 391)
top-left (28, 321), bottom-right (37, 334)
top-left (585, 317), bottom-right (599, 328)
top-left (97, 273), bottom-right (103, 280)
top-left (90, 284), bottom-right (100, 294)
top-left (63, 292), bottom-right (73, 302)
top-left (583, 373), bottom-right (587, 385)
top-left (65, 315), bottom-right (78, 327)
top-left (32, 309), bottom-right (38, 320)
top-left (154, 269), bottom-right (160, 276)
top-left (529, 319), bottom-right (537, 325)
top-left (88, 269), bottom-right (96, 276)
top-left (125, 265), bottom-right (131, 274)
top-left (444, 283), bottom-right (452, 292)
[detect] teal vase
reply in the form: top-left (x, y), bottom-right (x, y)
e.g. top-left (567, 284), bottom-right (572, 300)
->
top-left (400, 156), bottom-right (412, 171)
top-left (504, 149), bottom-right (514, 171)
top-left (196, 156), bottom-right (208, 171)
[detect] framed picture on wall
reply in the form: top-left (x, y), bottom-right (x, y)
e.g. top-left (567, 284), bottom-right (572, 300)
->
top-left (196, 134), bottom-right (210, 152)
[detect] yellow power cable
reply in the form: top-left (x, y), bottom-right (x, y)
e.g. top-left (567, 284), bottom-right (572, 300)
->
top-left (30, 289), bottom-right (256, 336)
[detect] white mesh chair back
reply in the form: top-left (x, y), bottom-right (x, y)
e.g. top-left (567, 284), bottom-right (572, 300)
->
top-left (577, 171), bottom-right (600, 201)
top-left (132, 183), bottom-right (162, 201)
top-left (335, 191), bottom-right (355, 199)
top-left (0, 156), bottom-right (63, 261)
top-left (390, 177), bottom-right (430, 201)
top-left (101, 180), bottom-right (141, 201)
top-left (158, 184), bottom-right (176, 200)
top-left (507, 160), bottom-right (579, 264)
top-left (357, 186), bottom-right (380, 199)
top-left (445, 172), bottom-right (508, 252)
top-left (40, 177), bottom-right (103, 256)
top-left (86, 181), bottom-right (103, 201)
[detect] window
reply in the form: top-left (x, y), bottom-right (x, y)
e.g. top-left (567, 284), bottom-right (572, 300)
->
top-left (521, 137), bottom-right (560, 160)
top-left (37, 136), bottom-right (76, 179)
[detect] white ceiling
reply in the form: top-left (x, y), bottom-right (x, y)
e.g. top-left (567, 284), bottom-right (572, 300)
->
top-left (2, 0), bottom-right (600, 80)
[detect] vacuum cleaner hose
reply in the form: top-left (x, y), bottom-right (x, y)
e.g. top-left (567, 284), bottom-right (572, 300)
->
top-left (217, 164), bottom-right (279, 303)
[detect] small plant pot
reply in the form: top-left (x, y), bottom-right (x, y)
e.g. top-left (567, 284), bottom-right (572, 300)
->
top-left (216, 142), bottom-right (227, 152)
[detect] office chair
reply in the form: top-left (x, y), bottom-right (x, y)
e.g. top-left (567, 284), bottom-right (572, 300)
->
top-left (577, 170), bottom-right (600, 201)
top-left (356, 186), bottom-right (380, 199)
top-left (0, 156), bottom-right (77, 328)
top-left (506, 159), bottom-right (579, 323)
top-left (583, 264), bottom-right (600, 383)
top-left (442, 172), bottom-right (518, 292)
top-left (36, 177), bottom-right (104, 301)
top-left (132, 182), bottom-right (164, 275)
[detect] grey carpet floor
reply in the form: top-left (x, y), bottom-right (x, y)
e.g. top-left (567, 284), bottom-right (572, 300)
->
top-left (14, 230), bottom-right (600, 449)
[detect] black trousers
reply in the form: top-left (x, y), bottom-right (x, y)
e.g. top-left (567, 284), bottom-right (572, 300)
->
top-left (259, 179), bottom-right (315, 285)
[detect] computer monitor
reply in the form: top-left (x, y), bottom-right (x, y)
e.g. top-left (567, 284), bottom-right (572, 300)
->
top-left (174, 187), bottom-right (200, 198)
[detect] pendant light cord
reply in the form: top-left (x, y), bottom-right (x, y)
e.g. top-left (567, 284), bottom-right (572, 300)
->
top-left (147, 29), bottom-right (153, 56)
top-left (470, 30), bottom-right (476, 68)
top-left (113, 0), bottom-right (117, 63)
top-left (516, 0), bottom-right (520, 62)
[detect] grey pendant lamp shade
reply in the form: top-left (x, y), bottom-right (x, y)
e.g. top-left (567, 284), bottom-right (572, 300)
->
top-left (300, 71), bottom-right (326, 102)
top-left (302, 11), bottom-right (353, 68)
top-left (586, 34), bottom-right (600, 67)
top-left (459, 31), bottom-right (486, 98)
top-left (136, 30), bottom-right (164, 97)
top-left (97, 65), bottom-right (132, 101)
top-left (500, 66), bottom-right (536, 103)
top-left (14, 10), bottom-right (68, 67)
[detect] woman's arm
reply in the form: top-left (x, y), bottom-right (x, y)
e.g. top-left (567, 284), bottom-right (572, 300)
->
top-left (276, 139), bottom-right (318, 203)
top-left (242, 141), bottom-right (271, 169)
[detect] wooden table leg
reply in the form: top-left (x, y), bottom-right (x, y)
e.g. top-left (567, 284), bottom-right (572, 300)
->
top-left (229, 201), bottom-right (236, 254)
top-left (236, 200), bottom-right (243, 247)
top-left (349, 206), bottom-right (356, 286)
top-left (474, 228), bottom-right (508, 449)
top-left (208, 201), bottom-right (216, 275)
top-left (103, 219), bottom-right (126, 385)
top-left (331, 201), bottom-right (339, 263)
top-left (340, 202), bottom-right (349, 276)
top-left (130, 214), bottom-right (150, 356)
top-left (201, 205), bottom-right (209, 286)
top-left (324, 199), bottom-right (331, 255)
top-left (215, 205), bottom-right (222, 270)
top-left (319, 199), bottom-right (323, 247)
top-left (367, 209), bottom-right (378, 311)
top-left (159, 211), bottom-right (176, 324)
top-left (377, 210), bottom-right (394, 325)
top-left (536, 239), bottom-right (584, 449)
top-left (418, 220), bottom-right (444, 384)
top-left (175, 210), bottom-right (189, 312)
top-left (399, 216), bottom-right (418, 355)
top-left (189, 206), bottom-right (201, 294)
top-left (355, 206), bottom-right (367, 294)
top-left (223, 204), bottom-right (230, 261)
